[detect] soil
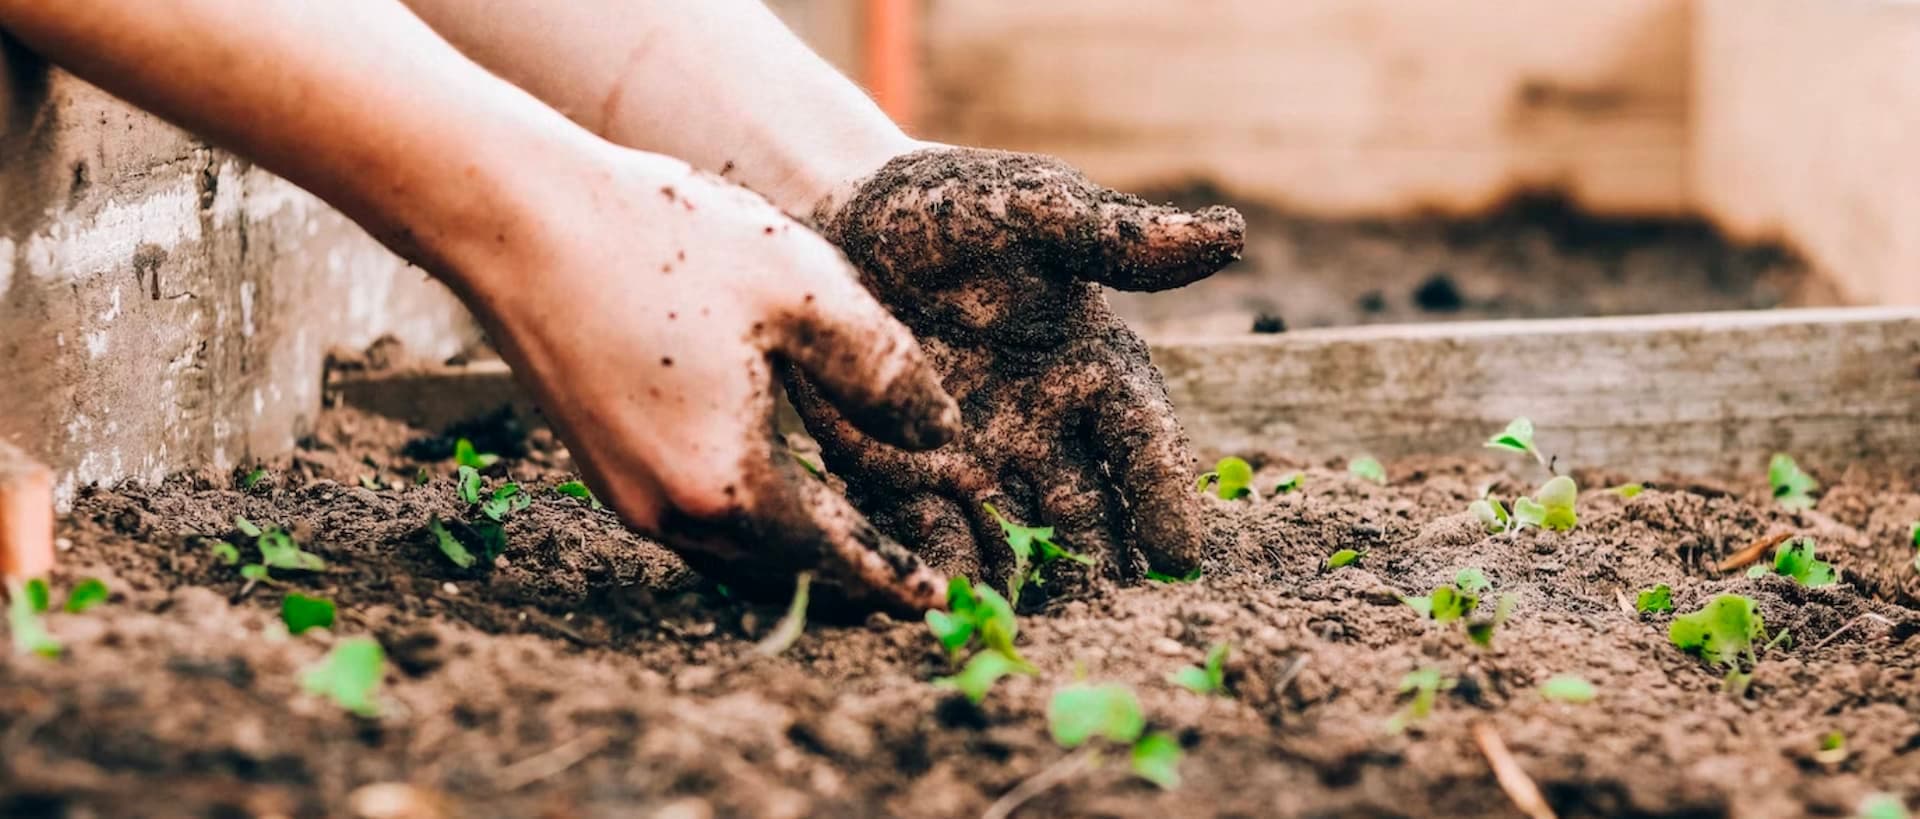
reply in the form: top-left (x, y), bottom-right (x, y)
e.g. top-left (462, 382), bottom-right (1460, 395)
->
top-left (1106, 190), bottom-right (1837, 337)
top-left (7, 404), bottom-right (1919, 819)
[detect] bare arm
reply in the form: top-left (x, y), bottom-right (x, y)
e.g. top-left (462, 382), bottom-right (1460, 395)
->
top-left (400, 0), bottom-right (913, 213)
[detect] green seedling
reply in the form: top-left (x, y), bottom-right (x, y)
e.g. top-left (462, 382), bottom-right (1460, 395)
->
top-left (1635, 584), bottom-right (1674, 614)
top-left (302, 636), bottom-right (385, 717)
top-left (1670, 594), bottom-right (1780, 691)
top-left (240, 468), bottom-right (269, 490)
top-left (478, 482), bottom-right (531, 522)
top-left (1910, 523), bottom-right (1919, 574)
top-left (1168, 643), bottom-right (1230, 696)
top-left (1349, 457), bottom-right (1387, 485)
top-left (1274, 472), bottom-right (1305, 495)
top-left (1509, 476), bottom-right (1578, 532)
top-left (554, 480), bottom-right (604, 510)
top-left (1405, 569), bottom-right (1496, 630)
top-left (753, 573), bottom-right (812, 657)
top-left (281, 593), bottom-right (337, 635)
top-left (1047, 683), bottom-right (1182, 788)
top-left (1195, 456), bottom-right (1258, 501)
top-left (1470, 496), bottom-right (1512, 534)
top-left (8, 578), bottom-right (61, 658)
top-left (924, 576), bottom-right (1029, 669)
top-left (62, 578), bottom-right (109, 614)
top-left (427, 516), bottom-right (478, 569)
top-left (1145, 566), bottom-right (1202, 584)
top-left (1130, 731), bottom-right (1184, 790)
top-left (1465, 594), bottom-right (1516, 647)
top-left (231, 516), bottom-right (326, 583)
top-left (1453, 568), bottom-right (1490, 594)
top-left (984, 503), bottom-right (1092, 607)
top-left (1485, 417), bottom-right (1547, 467)
top-left (209, 541), bottom-right (241, 565)
top-left (1857, 794), bottom-right (1910, 819)
top-left (933, 650), bottom-right (1033, 704)
top-left (1815, 730), bottom-right (1849, 764)
top-left (453, 438), bottom-right (499, 470)
top-left (1386, 667), bottom-right (1454, 734)
top-left (1325, 549), bottom-right (1362, 571)
top-left (1539, 674), bottom-right (1597, 703)
top-left (1769, 453), bottom-right (1818, 510)
top-left (456, 466), bottom-right (483, 504)
top-left (1609, 483), bottom-right (1646, 498)
top-left (1746, 537), bottom-right (1837, 588)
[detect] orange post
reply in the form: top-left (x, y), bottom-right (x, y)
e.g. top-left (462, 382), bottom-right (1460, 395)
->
top-left (0, 442), bottom-right (54, 581)
top-left (863, 0), bottom-right (917, 129)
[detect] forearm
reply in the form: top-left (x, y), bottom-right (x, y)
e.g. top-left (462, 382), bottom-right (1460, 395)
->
top-left (401, 0), bottom-right (914, 213)
top-left (0, 0), bottom-right (603, 283)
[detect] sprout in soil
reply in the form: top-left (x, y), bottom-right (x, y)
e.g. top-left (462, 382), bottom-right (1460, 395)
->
top-left (1856, 793), bottom-right (1911, 819)
top-left (240, 467), bottom-right (269, 491)
top-left (935, 651), bottom-right (1034, 704)
top-left (1815, 730), bottom-right (1849, 765)
top-left (1385, 667), bottom-right (1454, 734)
top-left (1274, 472), bottom-right (1305, 495)
top-left (453, 437), bottom-right (499, 470)
top-left (1465, 594), bottom-right (1516, 648)
top-left (1769, 453), bottom-right (1818, 510)
top-left (1403, 568), bottom-right (1490, 623)
top-left (925, 576), bottom-right (1030, 671)
top-left (1510, 476), bottom-right (1578, 532)
top-left (1168, 643), bottom-right (1231, 696)
top-left (984, 502), bottom-right (1092, 607)
top-left (1325, 549), bottom-right (1362, 571)
top-left (428, 516), bottom-right (480, 569)
top-left (302, 636), bottom-right (386, 717)
top-left (1470, 495), bottom-right (1512, 534)
top-left (8, 578), bottom-right (64, 658)
top-left (1485, 417), bottom-right (1548, 468)
top-left (1669, 593), bottom-right (1789, 692)
top-left (1195, 456), bottom-right (1258, 501)
top-left (282, 592), bottom-right (337, 635)
top-left (554, 479), bottom-right (604, 510)
top-left (1746, 537), bottom-right (1837, 588)
top-left (1145, 566), bottom-right (1203, 584)
top-left (1047, 682), bottom-right (1183, 789)
top-left (1539, 674), bottom-right (1597, 703)
top-left (232, 515), bottom-right (327, 584)
top-left (753, 572), bottom-right (813, 657)
top-left (1609, 483), bottom-right (1646, 498)
top-left (1635, 584), bottom-right (1674, 614)
top-left (1349, 457), bottom-right (1387, 485)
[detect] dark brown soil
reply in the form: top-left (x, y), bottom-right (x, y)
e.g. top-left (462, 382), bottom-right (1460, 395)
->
top-left (7, 405), bottom-right (1920, 819)
top-left (1107, 190), bottom-right (1836, 336)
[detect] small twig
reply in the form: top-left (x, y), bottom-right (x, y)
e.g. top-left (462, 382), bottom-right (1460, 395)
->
top-left (494, 728), bottom-right (611, 792)
top-left (980, 749), bottom-right (1095, 819)
top-left (1807, 613), bottom-right (1898, 653)
top-left (1271, 654), bottom-right (1311, 701)
top-left (1471, 721), bottom-right (1556, 819)
top-left (1715, 531), bottom-right (1795, 572)
top-left (1613, 589), bottom-right (1636, 616)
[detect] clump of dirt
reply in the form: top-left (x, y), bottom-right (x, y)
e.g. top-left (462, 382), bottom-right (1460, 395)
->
top-left (5, 407), bottom-right (1918, 818)
top-left (1107, 189), bottom-right (1835, 336)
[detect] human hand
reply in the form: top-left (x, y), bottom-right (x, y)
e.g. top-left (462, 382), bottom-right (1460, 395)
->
top-left (792, 146), bottom-right (1245, 598)
top-left (457, 146), bottom-right (961, 611)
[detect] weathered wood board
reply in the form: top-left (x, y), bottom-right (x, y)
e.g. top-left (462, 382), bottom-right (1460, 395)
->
top-left (334, 308), bottom-right (1920, 478)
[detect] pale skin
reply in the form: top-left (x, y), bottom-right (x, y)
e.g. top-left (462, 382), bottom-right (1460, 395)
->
top-left (0, 1), bottom-right (1242, 611)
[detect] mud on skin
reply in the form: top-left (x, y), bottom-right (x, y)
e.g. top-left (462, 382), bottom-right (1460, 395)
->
top-left (797, 147), bottom-right (1246, 597)
top-left (12, 411), bottom-right (1920, 818)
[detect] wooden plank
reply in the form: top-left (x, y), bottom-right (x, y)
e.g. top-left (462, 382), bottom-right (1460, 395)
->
top-left (1156, 307), bottom-right (1920, 475)
top-left (333, 308), bottom-right (1920, 477)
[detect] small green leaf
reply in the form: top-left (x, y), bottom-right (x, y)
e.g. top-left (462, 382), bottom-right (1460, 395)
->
top-left (554, 480), bottom-right (604, 510)
top-left (1145, 567), bottom-right (1203, 583)
top-left (1386, 667), bottom-right (1451, 734)
top-left (281, 593), bottom-right (337, 635)
top-left (455, 466), bottom-right (483, 505)
top-left (1466, 594), bottom-right (1515, 647)
top-left (789, 451), bottom-right (827, 482)
top-left (1484, 417), bottom-right (1539, 459)
top-left (1348, 457), bottom-right (1386, 485)
top-left (974, 585), bottom-right (1028, 668)
top-left (210, 541), bottom-right (241, 565)
top-left (1325, 549), bottom-right (1362, 570)
top-left (302, 636), bottom-right (385, 716)
top-left (1670, 594), bottom-right (1766, 670)
top-left (1204, 457), bottom-right (1257, 501)
top-left (63, 578), bottom-right (109, 613)
top-left (1401, 594), bottom-right (1433, 618)
top-left (240, 564), bottom-right (270, 582)
top-left (9, 579), bottom-right (61, 658)
top-left (1635, 584), bottom-right (1674, 614)
top-left (1273, 472), bottom-right (1305, 494)
top-left (1539, 674), bottom-right (1597, 703)
top-left (241, 468), bottom-right (268, 490)
top-left (1765, 537), bottom-right (1837, 587)
top-left (1130, 731), bottom-right (1184, 790)
top-left (1610, 483), bottom-right (1646, 498)
top-left (1048, 683), bottom-right (1145, 748)
top-left (1453, 568), bottom-right (1490, 594)
top-left (925, 609), bottom-right (976, 660)
top-left (1857, 793), bottom-right (1910, 819)
top-left (453, 438), bottom-right (499, 470)
top-left (1429, 585), bottom-right (1479, 623)
top-left (23, 578), bottom-right (50, 614)
top-left (234, 515), bottom-right (262, 538)
top-left (1769, 453), bottom-right (1818, 510)
top-left (1168, 643), bottom-right (1230, 695)
top-left (479, 482), bottom-right (528, 522)
top-left (1511, 496), bottom-right (1547, 530)
top-left (428, 516), bottom-right (476, 569)
top-left (1535, 475), bottom-right (1579, 531)
top-left (933, 650), bottom-right (1031, 704)
top-left (1470, 498), bottom-right (1510, 534)
top-left (256, 529), bottom-right (325, 572)
top-left (1815, 730), bottom-right (1849, 764)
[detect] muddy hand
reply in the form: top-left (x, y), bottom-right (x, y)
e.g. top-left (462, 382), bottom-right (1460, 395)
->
top-left (464, 146), bottom-right (959, 612)
top-left (793, 146), bottom-right (1245, 595)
